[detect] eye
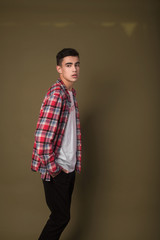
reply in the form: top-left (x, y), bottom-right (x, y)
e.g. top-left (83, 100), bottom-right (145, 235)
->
top-left (75, 63), bottom-right (80, 67)
top-left (66, 64), bottom-right (72, 67)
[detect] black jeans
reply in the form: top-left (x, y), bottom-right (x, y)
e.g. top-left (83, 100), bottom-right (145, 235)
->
top-left (38, 171), bottom-right (75, 240)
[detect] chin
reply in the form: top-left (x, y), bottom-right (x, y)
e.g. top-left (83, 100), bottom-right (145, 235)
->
top-left (70, 78), bottom-right (78, 82)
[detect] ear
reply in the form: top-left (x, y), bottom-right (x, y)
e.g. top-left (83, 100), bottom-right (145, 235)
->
top-left (56, 65), bottom-right (62, 74)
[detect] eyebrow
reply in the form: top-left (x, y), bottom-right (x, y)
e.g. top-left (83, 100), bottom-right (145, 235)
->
top-left (65, 61), bottom-right (80, 65)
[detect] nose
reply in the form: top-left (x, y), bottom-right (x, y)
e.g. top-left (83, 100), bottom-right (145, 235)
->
top-left (72, 65), bottom-right (77, 72)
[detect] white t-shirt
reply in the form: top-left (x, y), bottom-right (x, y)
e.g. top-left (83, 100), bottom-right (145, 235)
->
top-left (55, 91), bottom-right (77, 172)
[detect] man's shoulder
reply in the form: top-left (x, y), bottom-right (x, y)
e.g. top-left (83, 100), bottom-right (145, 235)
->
top-left (47, 81), bottom-right (61, 97)
top-left (46, 80), bottom-right (68, 99)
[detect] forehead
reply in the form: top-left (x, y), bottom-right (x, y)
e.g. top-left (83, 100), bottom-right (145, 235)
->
top-left (61, 56), bottom-right (79, 64)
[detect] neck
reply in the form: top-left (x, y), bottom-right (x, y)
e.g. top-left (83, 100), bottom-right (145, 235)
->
top-left (60, 77), bottom-right (73, 91)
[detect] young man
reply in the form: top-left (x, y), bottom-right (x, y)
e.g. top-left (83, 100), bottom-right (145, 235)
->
top-left (31, 48), bottom-right (82, 240)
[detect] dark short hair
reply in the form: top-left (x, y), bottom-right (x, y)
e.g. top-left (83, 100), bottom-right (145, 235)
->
top-left (56, 48), bottom-right (79, 66)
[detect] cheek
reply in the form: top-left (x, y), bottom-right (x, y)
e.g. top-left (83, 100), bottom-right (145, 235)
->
top-left (64, 69), bottom-right (71, 75)
top-left (62, 69), bottom-right (67, 75)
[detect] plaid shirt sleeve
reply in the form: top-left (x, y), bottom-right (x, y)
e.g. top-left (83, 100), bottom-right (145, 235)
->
top-left (32, 92), bottom-right (62, 176)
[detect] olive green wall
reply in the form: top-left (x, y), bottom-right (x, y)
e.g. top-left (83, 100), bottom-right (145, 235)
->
top-left (1, 1), bottom-right (160, 239)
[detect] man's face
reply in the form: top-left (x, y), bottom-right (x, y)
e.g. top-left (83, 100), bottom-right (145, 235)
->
top-left (56, 56), bottom-right (80, 85)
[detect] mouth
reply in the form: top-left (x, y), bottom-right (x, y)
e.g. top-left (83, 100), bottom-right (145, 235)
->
top-left (72, 74), bottom-right (78, 78)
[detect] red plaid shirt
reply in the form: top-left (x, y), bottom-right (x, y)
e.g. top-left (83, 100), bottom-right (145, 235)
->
top-left (31, 79), bottom-right (82, 181)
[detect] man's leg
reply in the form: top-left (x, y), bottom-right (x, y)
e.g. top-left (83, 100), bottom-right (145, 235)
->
top-left (38, 171), bottom-right (75, 240)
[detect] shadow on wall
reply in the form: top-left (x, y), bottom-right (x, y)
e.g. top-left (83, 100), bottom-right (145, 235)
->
top-left (66, 74), bottom-right (121, 240)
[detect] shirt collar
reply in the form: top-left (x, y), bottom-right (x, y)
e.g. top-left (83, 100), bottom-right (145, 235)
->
top-left (57, 78), bottom-right (77, 97)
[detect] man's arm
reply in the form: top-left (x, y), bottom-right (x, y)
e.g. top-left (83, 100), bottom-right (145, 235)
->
top-left (34, 92), bottom-right (62, 175)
